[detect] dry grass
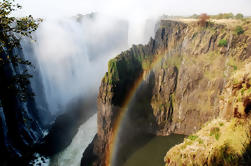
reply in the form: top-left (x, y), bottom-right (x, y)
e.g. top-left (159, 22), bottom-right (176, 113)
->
top-left (165, 118), bottom-right (251, 166)
top-left (164, 63), bottom-right (251, 166)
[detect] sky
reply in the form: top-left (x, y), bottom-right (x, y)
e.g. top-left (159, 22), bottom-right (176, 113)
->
top-left (15, 0), bottom-right (251, 19)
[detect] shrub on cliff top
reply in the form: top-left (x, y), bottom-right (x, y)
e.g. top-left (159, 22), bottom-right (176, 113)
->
top-left (211, 13), bottom-right (234, 19)
top-left (235, 13), bottom-right (244, 20)
top-left (198, 13), bottom-right (210, 26)
top-left (235, 26), bottom-right (244, 35)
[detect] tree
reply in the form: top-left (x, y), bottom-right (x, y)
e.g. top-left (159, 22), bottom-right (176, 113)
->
top-left (198, 13), bottom-right (210, 26)
top-left (235, 13), bottom-right (244, 20)
top-left (0, 0), bottom-right (41, 101)
top-left (191, 14), bottom-right (199, 19)
top-left (223, 13), bottom-right (234, 19)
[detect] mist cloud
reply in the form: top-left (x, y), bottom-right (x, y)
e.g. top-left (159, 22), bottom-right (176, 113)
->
top-left (18, 0), bottom-right (251, 120)
top-left (22, 14), bottom-right (129, 116)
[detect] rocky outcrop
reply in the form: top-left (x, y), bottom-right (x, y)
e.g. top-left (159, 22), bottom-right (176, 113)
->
top-left (165, 63), bottom-right (251, 166)
top-left (82, 20), bottom-right (251, 166)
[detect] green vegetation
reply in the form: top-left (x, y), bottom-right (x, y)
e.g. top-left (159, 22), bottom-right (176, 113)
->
top-left (165, 65), bottom-right (251, 166)
top-left (197, 138), bottom-right (203, 144)
top-left (210, 127), bottom-right (221, 140)
top-left (231, 65), bottom-right (238, 71)
top-left (235, 13), bottom-right (244, 20)
top-left (190, 13), bottom-right (245, 20)
top-left (235, 26), bottom-right (244, 35)
top-left (210, 143), bottom-right (239, 165)
top-left (0, 0), bottom-right (41, 101)
top-left (188, 135), bottom-right (198, 141)
top-left (219, 122), bottom-right (224, 126)
top-left (165, 118), bottom-right (251, 166)
top-left (107, 58), bottom-right (119, 84)
top-left (218, 39), bottom-right (228, 47)
top-left (142, 58), bottom-right (152, 70)
top-left (210, 13), bottom-right (234, 19)
top-left (226, 56), bottom-right (244, 75)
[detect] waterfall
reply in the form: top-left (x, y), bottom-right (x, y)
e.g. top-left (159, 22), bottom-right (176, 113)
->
top-left (50, 113), bottom-right (97, 166)
top-left (21, 14), bottom-right (129, 125)
top-left (20, 13), bottom-right (157, 166)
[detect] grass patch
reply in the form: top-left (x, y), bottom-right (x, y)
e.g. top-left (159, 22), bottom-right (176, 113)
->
top-left (219, 122), bottom-right (224, 126)
top-left (165, 116), bottom-right (251, 165)
top-left (197, 138), bottom-right (204, 144)
top-left (210, 127), bottom-right (220, 140)
top-left (218, 39), bottom-right (228, 47)
top-left (188, 135), bottom-right (198, 141)
top-left (227, 56), bottom-right (244, 74)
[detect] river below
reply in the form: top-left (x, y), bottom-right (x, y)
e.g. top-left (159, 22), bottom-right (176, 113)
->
top-left (123, 134), bottom-right (185, 166)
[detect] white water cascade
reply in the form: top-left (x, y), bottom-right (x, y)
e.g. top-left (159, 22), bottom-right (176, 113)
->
top-left (50, 113), bottom-right (97, 166)
top-left (22, 14), bottom-right (129, 122)
top-left (22, 13), bottom-right (157, 166)
top-left (22, 14), bottom-right (128, 166)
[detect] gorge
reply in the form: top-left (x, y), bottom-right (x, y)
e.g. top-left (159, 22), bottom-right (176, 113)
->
top-left (82, 19), bottom-right (251, 166)
top-left (1, 0), bottom-right (251, 166)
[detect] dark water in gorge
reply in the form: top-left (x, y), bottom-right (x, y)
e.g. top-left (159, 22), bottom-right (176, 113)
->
top-left (123, 134), bottom-right (185, 166)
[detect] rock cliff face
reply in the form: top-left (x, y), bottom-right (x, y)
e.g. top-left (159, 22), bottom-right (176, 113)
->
top-left (0, 46), bottom-right (45, 165)
top-left (82, 19), bottom-right (251, 166)
top-left (165, 63), bottom-right (251, 165)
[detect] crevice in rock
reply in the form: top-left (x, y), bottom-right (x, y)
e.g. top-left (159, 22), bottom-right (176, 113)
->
top-left (244, 99), bottom-right (251, 114)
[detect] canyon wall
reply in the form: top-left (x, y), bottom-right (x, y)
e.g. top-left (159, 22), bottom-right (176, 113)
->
top-left (0, 46), bottom-right (45, 165)
top-left (82, 19), bottom-right (251, 166)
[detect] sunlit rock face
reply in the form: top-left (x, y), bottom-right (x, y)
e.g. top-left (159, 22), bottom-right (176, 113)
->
top-left (82, 20), bottom-right (251, 166)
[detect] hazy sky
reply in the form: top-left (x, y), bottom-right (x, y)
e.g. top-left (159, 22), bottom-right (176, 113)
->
top-left (15, 0), bottom-right (251, 19)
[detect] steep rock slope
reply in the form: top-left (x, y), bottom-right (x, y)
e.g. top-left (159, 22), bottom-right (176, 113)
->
top-left (82, 19), bottom-right (251, 166)
top-left (165, 63), bottom-right (251, 165)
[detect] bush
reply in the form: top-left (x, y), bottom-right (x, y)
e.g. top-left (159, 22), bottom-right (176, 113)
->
top-left (235, 26), bottom-right (244, 35)
top-left (235, 13), bottom-right (244, 20)
top-left (211, 13), bottom-right (234, 19)
top-left (198, 13), bottom-right (210, 26)
top-left (218, 39), bottom-right (228, 47)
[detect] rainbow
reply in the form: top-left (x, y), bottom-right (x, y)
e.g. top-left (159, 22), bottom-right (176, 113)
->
top-left (105, 51), bottom-right (166, 166)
